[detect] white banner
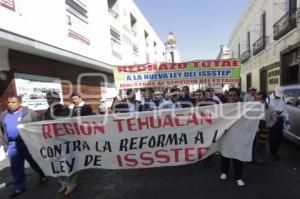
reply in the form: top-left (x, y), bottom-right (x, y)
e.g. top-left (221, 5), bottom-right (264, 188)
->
top-left (14, 73), bottom-right (63, 110)
top-left (19, 103), bottom-right (262, 177)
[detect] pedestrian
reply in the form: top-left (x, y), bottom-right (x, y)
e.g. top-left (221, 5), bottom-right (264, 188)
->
top-left (43, 91), bottom-right (77, 195)
top-left (160, 87), bottom-right (182, 109)
top-left (140, 88), bottom-right (147, 106)
top-left (204, 87), bottom-right (222, 105)
top-left (113, 89), bottom-right (141, 113)
top-left (219, 88), bottom-right (245, 187)
top-left (179, 85), bottom-right (194, 108)
top-left (139, 87), bottom-right (159, 111)
top-left (244, 87), bottom-right (257, 102)
top-left (157, 90), bottom-right (169, 106)
top-left (193, 88), bottom-right (215, 167)
top-left (0, 95), bottom-right (47, 198)
top-left (253, 92), bottom-right (277, 164)
top-left (194, 89), bottom-right (205, 106)
top-left (267, 87), bottom-right (289, 161)
top-left (111, 96), bottom-right (119, 113)
top-left (236, 87), bottom-right (245, 102)
top-left (99, 99), bottom-right (107, 115)
top-left (69, 92), bottom-right (93, 116)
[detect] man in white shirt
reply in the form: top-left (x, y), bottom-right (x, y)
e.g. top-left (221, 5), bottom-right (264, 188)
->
top-left (267, 87), bottom-right (289, 161)
top-left (161, 88), bottom-right (182, 109)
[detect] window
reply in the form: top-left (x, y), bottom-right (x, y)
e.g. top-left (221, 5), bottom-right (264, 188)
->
top-left (133, 44), bottom-right (139, 55)
top-left (284, 89), bottom-right (300, 106)
top-left (144, 31), bottom-right (149, 47)
top-left (246, 73), bottom-right (252, 91)
top-left (0, 0), bottom-right (15, 11)
top-left (107, 0), bottom-right (117, 10)
top-left (130, 14), bottom-right (138, 36)
top-left (65, 0), bottom-right (88, 23)
top-left (238, 43), bottom-right (241, 58)
top-left (154, 41), bottom-right (157, 55)
top-left (107, 0), bottom-right (119, 19)
top-left (110, 27), bottom-right (121, 45)
top-left (146, 53), bottom-right (150, 63)
top-left (247, 31), bottom-right (250, 52)
top-left (260, 12), bottom-right (266, 38)
top-left (110, 27), bottom-right (122, 59)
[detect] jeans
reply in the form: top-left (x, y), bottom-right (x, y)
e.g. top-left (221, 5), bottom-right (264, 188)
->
top-left (7, 141), bottom-right (45, 191)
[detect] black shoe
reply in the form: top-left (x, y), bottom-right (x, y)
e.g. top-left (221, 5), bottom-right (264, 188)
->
top-left (9, 188), bottom-right (26, 198)
top-left (38, 177), bottom-right (48, 185)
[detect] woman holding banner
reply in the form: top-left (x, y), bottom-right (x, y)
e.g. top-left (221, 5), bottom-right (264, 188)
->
top-left (219, 88), bottom-right (245, 187)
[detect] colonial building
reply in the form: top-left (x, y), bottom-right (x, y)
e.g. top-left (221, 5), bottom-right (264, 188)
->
top-left (227, 0), bottom-right (300, 93)
top-left (0, 0), bottom-right (166, 111)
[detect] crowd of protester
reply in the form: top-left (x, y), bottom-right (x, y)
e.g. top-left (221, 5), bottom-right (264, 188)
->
top-left (0, 85), bottom-right (290, 197)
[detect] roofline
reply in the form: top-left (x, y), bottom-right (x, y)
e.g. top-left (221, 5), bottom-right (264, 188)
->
top-left (0, 28), bottom-right (114, 73)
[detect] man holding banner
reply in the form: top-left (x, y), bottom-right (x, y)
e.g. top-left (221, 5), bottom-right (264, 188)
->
top-left (43, 91), bottom-right (78, 196)
top-left (0, 95), bottom-right (47, 198)
top-left (113, 89), bottom-right (141, 113)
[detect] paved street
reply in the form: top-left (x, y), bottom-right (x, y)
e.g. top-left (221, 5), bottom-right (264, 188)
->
top-left (0, 139), bottom-right (299, 199)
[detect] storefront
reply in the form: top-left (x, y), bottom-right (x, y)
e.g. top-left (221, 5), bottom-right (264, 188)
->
top-left (0, 50), bottom-right (114, 114)
top-left (281, 41), bottom-right (300, 85)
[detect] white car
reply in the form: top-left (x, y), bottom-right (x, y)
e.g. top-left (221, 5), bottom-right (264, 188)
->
top-left (279, 85), bottom-right (300, 145)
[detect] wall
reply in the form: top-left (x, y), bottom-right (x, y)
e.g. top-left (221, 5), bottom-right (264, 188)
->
top-left (0, 50), bottom-right (114, 113)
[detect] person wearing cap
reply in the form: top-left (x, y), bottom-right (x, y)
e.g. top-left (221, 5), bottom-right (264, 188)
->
top-left (160, 87), bottom-right (182, 109)
top-left (244, 87), bottom-right (257, 102)
top-left (267, 87), bottom-right (289, 161)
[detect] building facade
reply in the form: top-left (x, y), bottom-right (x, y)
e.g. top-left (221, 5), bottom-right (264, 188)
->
top-left (228, 0), bottom-right (300, 93)
top-left (0, 0), bottom-right (166, 111)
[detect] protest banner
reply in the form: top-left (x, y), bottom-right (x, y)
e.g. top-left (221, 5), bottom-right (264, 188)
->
top-left (19, 102), bottom-right (261, 177)
top-left (113, 59), bottom-right (240, 89)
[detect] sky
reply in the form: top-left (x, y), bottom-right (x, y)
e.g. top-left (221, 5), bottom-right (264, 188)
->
top-left (134, 0), bottom-right (249, 61)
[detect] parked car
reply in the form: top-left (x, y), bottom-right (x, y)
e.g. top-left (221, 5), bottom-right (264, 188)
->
top-left (278, 85), bottom-right (300, 145)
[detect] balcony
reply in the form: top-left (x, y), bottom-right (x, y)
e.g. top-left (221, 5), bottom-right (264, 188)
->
top-left (240, 50), bottom-right (250, 63)
top-left (108, 8), bottom-right (119, 19)
top-left (131, 29), bottom-right (137, 37)
top-left (273, 10), bottom-right (297, 40)
top-left (253, 36), bottom-right (266, 55)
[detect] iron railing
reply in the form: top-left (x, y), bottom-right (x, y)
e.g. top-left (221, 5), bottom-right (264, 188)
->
top-left (273, 10), bottom-right (297, 40)
top-left (253, 36), bottom-right (266, 55)
top-left (240, 50), bottom-right (251, 63)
